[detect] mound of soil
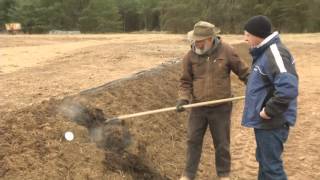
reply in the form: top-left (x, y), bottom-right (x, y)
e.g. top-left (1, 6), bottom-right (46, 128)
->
top-left (0, 44), bottom-right (250, 179)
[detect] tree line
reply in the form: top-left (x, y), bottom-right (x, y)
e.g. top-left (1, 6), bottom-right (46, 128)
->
top-left (0, 0), bottom-right (319, 34)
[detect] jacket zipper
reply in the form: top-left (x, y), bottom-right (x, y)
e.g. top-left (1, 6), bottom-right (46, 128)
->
top-left (206, 56), bottom-right (210, 100)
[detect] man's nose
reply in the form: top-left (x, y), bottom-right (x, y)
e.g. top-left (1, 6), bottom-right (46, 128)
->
top-left (196, 43), bottom-right (205, 49)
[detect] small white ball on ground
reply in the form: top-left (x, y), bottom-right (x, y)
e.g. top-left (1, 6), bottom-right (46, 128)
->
top-left (64, 131), bottom-right (74, 141)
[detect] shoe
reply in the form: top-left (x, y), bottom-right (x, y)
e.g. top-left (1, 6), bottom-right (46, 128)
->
top-left (179, 176), bottom-right (191, 180)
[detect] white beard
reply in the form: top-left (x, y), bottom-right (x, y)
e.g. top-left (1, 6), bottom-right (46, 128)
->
top-left (193, 38), bottom-right (213, 55)
top-left (194, 45), bottom-right (211, 55)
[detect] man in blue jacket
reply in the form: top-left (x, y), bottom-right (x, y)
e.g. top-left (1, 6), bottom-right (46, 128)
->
top-left (242, 15), bottom-right (299, 180)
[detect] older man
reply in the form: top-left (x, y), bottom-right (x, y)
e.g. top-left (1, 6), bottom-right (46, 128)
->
top-left (242, 15), bottom-right (299, 180)
top-left (177, 21), bottom-right (250, 180)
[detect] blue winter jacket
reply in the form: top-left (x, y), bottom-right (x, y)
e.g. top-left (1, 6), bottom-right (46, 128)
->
top-left (242, 32), bottom-right (299, 129)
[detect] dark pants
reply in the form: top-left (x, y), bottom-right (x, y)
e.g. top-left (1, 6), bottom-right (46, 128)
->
top-left (254, 126), bottom-right (289, 180)
top-left (184, 103), bottom-right (232, 179)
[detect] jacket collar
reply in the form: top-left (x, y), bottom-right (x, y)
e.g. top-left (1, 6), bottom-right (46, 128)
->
top-left (250, 31), bottom-right (280, 61)
top-left (205, 36), bottom-right (221, 56)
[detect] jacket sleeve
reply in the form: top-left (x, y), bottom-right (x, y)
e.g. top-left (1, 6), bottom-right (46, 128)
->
top-left (264, 45), bottom-right (299, 117)
top-left (178, 52), bottom-right (193, 102)
top-left (227, 45), bottom-right (250, 84)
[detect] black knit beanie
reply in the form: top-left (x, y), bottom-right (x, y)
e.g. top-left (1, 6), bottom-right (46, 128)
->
top-left (244, 15), bottom-right (272, 38)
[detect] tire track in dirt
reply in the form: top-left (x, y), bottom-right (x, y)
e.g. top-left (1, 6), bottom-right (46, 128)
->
top-left (283, 43), bottom-right (320, 180)
top-left (228, 46), bottom-right (258, 180)
top-left (229, 102), bottom-right (257, 180)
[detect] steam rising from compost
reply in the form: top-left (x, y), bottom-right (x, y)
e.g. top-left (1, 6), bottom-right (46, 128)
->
top-left (58, 99), bottom-right (132, 152)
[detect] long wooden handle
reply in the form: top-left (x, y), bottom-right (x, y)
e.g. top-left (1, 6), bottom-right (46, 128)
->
top-left (105, 96), bottom-right (245, 122)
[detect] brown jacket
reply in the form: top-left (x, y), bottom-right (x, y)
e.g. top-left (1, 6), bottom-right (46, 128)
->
top-left (178, 38), bottom-right (249, 104)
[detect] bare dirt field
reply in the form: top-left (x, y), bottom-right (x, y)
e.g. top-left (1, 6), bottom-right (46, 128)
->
top-left (0, 33), bottom-right (319, 180)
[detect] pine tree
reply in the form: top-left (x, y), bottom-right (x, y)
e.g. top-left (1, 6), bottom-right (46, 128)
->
top-left (79, 0), bottom-right (122, 33)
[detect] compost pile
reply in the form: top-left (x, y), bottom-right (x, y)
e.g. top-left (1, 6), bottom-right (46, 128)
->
top-left (0, 44), bottom-right (250, 180)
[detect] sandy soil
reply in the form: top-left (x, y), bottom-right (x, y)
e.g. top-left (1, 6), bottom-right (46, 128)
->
top-left (0, 33), bottom-right (319, 179)
top-left (0, 34), bottom-right (187, 111)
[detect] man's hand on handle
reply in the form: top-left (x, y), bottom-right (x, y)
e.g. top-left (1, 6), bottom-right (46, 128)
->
top-left (176, 99), bottom-right (189, 112)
